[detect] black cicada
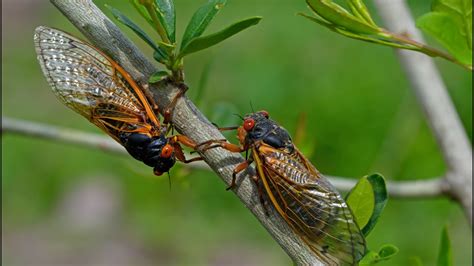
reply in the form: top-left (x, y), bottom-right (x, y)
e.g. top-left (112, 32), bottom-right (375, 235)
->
top-left (34, 26), bottom-right (200, 175)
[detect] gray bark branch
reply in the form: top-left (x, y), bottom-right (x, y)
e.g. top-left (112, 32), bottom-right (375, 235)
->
top-left (374, 0), bottom-right (472, 224)
top-left (3, 116), bottom-right (448, 198)
top-left (48, 0), bottom-right (323, 264)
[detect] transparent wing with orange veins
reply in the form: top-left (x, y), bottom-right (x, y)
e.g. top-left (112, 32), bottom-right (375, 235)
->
top-left (254, 144), bottom-right (366, 266)
top-left (34, 26), bottom-right (160, 142)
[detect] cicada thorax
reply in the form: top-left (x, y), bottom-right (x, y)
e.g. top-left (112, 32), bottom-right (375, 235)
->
top-left (235, 111), bottom-right (366, 265)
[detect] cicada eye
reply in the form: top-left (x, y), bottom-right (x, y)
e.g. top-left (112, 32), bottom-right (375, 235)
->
top-left (243, 118), bottom-right (255, 131)
top-left (161, 144), bottom-right (174, 158)
top-left (260, 110), bottom-right (269, 118)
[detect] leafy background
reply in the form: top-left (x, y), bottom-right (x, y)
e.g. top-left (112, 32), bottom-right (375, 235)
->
top-left (2, 0), bottom-right (472, 265)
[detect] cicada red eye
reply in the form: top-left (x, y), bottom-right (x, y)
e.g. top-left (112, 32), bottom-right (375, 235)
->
top-left (260, 110), bottom-right (269, 118)
top-left (161, 144), bottom-right (174, 158)
top-left (243, 118), bottom-right (255, 131)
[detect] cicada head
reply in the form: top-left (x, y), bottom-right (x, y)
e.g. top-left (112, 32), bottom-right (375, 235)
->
top-left (145, 135), bottom-right (176, 176)
top-left (242, 110), bottom-right (294, 153)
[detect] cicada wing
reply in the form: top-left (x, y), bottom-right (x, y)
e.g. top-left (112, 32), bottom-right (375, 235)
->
top-left (34, 26), bottom-right (159, 142)
top-left (255, 144), bottom-right (366, 265)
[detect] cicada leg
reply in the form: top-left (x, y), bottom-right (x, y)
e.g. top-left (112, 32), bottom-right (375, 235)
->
top-left (163, 82), bottom-right (189, 124)
top-left (169, 135), bottom-right (204, 163)
top-left (228, 158), bottom-right (252, 190)
top-left (196, 139), bottom-right (246, 153)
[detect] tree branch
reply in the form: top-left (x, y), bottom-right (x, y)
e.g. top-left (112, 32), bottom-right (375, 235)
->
top-left (3, 117), bottom-right (449, 198)
top-left (48, 0), bottom-right (323, 264)
top-left (374, 0), bottom-right (472, 224)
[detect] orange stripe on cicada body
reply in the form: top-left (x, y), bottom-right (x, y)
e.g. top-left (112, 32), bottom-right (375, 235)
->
top-left (198, 110), bottom-right (366, 265)
top-left (34, 26), bottom-right (200, 176)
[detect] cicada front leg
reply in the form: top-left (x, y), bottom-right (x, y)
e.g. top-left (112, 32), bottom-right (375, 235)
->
top-left (169, 135), bottom-right (204, 163)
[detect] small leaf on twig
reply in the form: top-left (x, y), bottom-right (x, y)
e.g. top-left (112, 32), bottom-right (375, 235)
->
top-left (107, 5), bottom-right (160, 52)
top-left (149, 70), bottom-right (169, 83)
top-left (306, 0), bottom-right (380, 34)
top-left (179, 17), bottom-right (262, 57)
top-left (346, 173), bottom-right (388, 236)
top-left (359, 244), bottom-right (399, 265)
top-left (181, 0), bottom-right (227, 50)
top-left (129, 0), bottom-right (153, 26)
top-left (346, 0), bottom-right (376, 26)
top-left (416, 0), bottom-right (472, 65)
top-left (154, 0), bottom-right (176, 43)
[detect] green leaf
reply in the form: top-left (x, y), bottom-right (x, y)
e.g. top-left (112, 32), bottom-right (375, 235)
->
top-left (154, 0), bottom-right (176, 43)
top-left (346, 176), bottom-right (374, 229)
top-left (107, 5), bottom-right (161, 52)
top-left (158, 41), bottom-right (175, 54)
top-left (305, 0), bottom-right (380, 34)
top-left (437, 226), bottom-right (453, 266)
top-left (416, 0), bottom-right (472, 65)
top-left (432, 0), bottom-right (472, 49)
top-left (359, 244), bottom-right (399, 265)
top-left (153, 49), bottom-right (168, 64)
top-left (179, 16), bottom-right (262, 57)
top-left (346, 173), bottom-right (387, 237)
top-left (417, 12), bottom-right (472, 65)
top-left (378, 244), bottom-right (399, 260)
top-left (359, 251), bottom-right (379, 266)
top-left (129, 0), bottom-right (154, 27)
top-left (362, 174), bottom-right (388, 236)
top-left (181, 0), bottom-right (227, 50)
top-left (346, 0), bottom-right (377, 26)
top-left (149, 70), bottom-right (169, 83)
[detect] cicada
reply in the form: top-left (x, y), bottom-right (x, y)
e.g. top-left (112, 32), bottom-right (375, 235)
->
top-left (34, 26), bottom-right (200, 175)
top-left (198, 111), bottom-right (366, 265)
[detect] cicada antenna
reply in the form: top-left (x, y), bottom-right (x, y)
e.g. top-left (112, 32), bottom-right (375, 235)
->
top-left (167, 172), bottom-right (172, 190)
top-left (233, 113), bottom-right (244, 121)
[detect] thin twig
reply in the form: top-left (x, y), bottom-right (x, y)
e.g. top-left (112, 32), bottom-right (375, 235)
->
top-left (2, 117), bottom-right (448, 198)
top-left (374, 0), bottom-right (472, 224)
top-left (47, 0), bottom-right (323, 264)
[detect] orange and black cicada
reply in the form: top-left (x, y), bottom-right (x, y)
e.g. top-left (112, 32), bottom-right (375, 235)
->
top-left (198, 111), bottom-right (366, 265)
top-left (34, 26), bottom-right (200, 175)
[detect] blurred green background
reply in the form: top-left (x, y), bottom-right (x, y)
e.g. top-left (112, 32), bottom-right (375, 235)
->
top-left (2, 1), bottom-right (472, 265)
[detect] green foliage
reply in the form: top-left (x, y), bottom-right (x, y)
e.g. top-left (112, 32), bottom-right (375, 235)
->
top-left (346, 176), bottom-right (374, 229)
top-left (149, 70), bottom-right (169, 83)
top-left (179, 17), bottom-right (262, 58)
top-left (300, 0), bottom-right (473, 70)
top-left (359, 244), bottom-right (399, 265)
top-left (305, 0), bottom-right (379, 34)
top-left (181, 0), bottom-right (227, 49)
top-left (108, 0), bottom-right (262, 81)
top-left (346, 0), bottom-right (376, 26)
top-left (437, 226), bottom-right (453, 266)
top-left (416, 0), bottom-right (472, 65)
top-left (346, 173), bottom-right (388, 236)
top-left (107, 5), bottom-right (161, 52)
top-left (154, 0), bottom-right (176, 42)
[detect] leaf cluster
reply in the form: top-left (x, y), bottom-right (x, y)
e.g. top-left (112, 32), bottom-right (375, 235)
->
top-left (300, 0), bottom-right (472, 70)
top-left (107, 0), bottom-right (262, 82)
